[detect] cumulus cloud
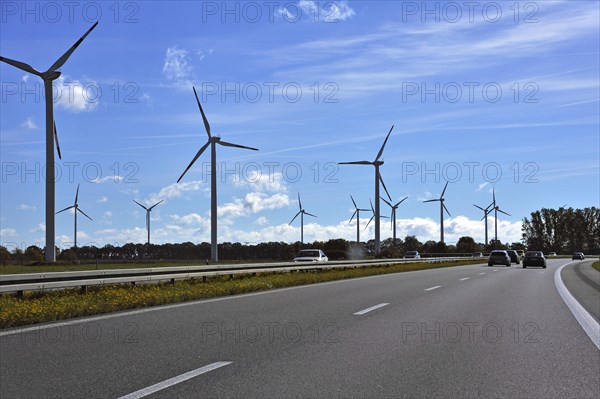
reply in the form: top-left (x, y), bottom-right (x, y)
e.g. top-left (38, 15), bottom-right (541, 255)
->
top-left (54, 76), bottom-right (99, 113)
top-left (30, 224), bottom-right (45, 233)
top-left (147, 181), bottom-right (205, 204)
top-left (92, 176), bottom-right (124, 184)
top-left (162, 46), bottom-right (194, 86)
top-left (218, 192), bottom-right (290, 222)
top-left (21, 117), bottom-right (37, 129)
top-left (0, 228), bottom-right (17, 237)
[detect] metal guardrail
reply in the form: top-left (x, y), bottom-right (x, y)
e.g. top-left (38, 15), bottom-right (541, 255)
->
top-left (0, 257), bottom-right (474, 295)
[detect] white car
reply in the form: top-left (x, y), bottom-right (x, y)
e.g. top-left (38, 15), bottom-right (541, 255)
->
top-left (404, 251), bottom-right (421, 259)
top-left (293, 249), bottom-right (328, 262)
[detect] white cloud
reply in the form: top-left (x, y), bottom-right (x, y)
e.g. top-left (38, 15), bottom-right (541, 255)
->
top-left (233, 171), bottom-right (288, 193)
top-left (21, 117), bottom-right (37, 129)
top-left (54, 76), bottom-right (99, 113)
top-left (103, 211), bottom-right (112, 218)
top-left (17, 204), bottom-right (36, 211)
top-left (30, 224), bottom-right (45, 233)
top-left (97, 196), bottom-right (108, 203)
top-left (476, 182), bottom-right (489, 191)
top-left (0, 228), bottom-right (17, 237)
top-left (218, 192), bottom-right (291, 222)
top-left (148, 180), bottom-right (205, 204)
top-left (278, 1), bottom-right (355, 22)
top-left (255, 216), bottom-right (268, 226)
top-left (91, 176), bottom-right (124, 184)
top-left (22, 75), bottom-right (29, 83)
top-left (162, 46), bottom-right (194, 86)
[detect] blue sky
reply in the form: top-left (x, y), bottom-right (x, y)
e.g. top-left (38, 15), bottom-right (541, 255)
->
top-left (1, 0), bottom-right (598, 251)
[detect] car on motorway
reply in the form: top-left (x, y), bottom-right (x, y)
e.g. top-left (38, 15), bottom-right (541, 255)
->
top-left (404, 251), bottom-right (421, 259)
top-left (572, 252), bottom-right (585, 260)
top-left (293, 249), bottom-right (328, 262)
top-left (506, 250), bottom-right (520, 264)
top-left (548, 252), bottom-right (557, 257)
top-left (488, 250), bottom-right (511, 267)
top-left (472, 252), bottom-right (484, 258)
top-left (523, 251), bottom-right (546, 268)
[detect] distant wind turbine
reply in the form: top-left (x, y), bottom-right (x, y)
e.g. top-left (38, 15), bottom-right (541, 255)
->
top-left (365, 198), bottom-right (389, 230)
top-left (349, 195), bottom-right (371, 243)
top-left (490, 188), bottom-right (511, 245)
top-left (0, 22), bottom-right (98, 261)
top-left (289, 193), bottom-right (317, 244)
top-left (339, 126), bottom-right (394, 255)
top-left (134, 200), bottom-right (164, 245)
top-left (56, 184), bottom-right (92, 250)
top-left (177, 86), bottom-right (258, 261)
top-left (473, 200), bottom-right (494, 246)
top-left (382, 195), bottom-right (408, 245)
top-left (423, 181), bottom-right (451, 244)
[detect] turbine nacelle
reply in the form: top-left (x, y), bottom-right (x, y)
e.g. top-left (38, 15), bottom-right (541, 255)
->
top-left (42, 70), bottom-right (62, 80)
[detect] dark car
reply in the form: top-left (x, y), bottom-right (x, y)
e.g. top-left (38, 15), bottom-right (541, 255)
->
top-left (506, 250), bottom-right (520, 264)
top-left (572, 252), bottom-right (585, 260)
top-left (404, 251), bottom-right (421, 259)
top-left (488, 250), bottom-right (511, 267)
top-left (523, 251), bottom-right (546, 268)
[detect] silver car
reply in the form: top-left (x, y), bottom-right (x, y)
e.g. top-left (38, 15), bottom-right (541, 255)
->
top-left (293, 249), bottom-right (328, 262)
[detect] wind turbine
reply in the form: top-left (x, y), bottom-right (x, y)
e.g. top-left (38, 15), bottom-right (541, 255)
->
top-left (349, 195), bottom-right (371, 243)
top-left (177, 86), bottom-right (258, 262)
top-left (339, 126), bottom-right (394, 255)
top-left (365, 199), bottom-right (389, 229)
top-left (382, 196), bottom-right (408, 245)
top-left (289, 193), bottom-right (317, 244)
top-left (56, 184), bottom-right (92, 250)
top-left (490, 188), bottom-right (511, 245)
top-left (423, 181), bottom-right (451, 244)
top-left (473, 200), bottom-right (494, 246)
top-left (0, 22), bottom-right (98, 262)
top-left (134, 200), bottom-right (164, 245)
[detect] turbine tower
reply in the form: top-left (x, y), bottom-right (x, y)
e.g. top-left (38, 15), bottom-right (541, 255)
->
top-left (177, 86), bottom-right (258, 262)
top-left (349, 195), bottom-right (371, 244)
top-left (0, 22), bottom-right (98, 261)
top-left (382, 196), bottom-right (408, 245)
top-left (473, 200), bottom-right (494, 246)
top-left (289, 193), bottom-right (317, 244)
top-left (339, 126), bottom-right (394, 255)
top-left (134, 200), bottom-right (164, 245)
top-left (423, 182), bottom-right (451, 244)
top-left (490, 188), bottom-right (511, 245)
top-left (56, 184), bottom-right (92, 250)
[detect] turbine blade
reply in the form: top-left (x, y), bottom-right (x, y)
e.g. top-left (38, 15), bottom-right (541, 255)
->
top-left (396, 196), bottom-right (409, 206)
top-left (473, 204), bottom-right (485, 211)
top-left (338, 161), bottom-right (372, 165)
top-left (53, 120), bottom-right (62, 160)
top-left (218, 140), bottom-right (258, 151)
top-left (0, 56), bottom-right (42, 76)
top-left (304, 211), bottom-right (317, 218)
top-left (78, 208), bottom-right (93, 221)
top-left (75, 184), bottom-right (80, 205)
top-left (350, 195), bottom-right (357, 209)
top-left (177, 140), bottom-right (210, 183)
top-left (289, 211), bottom-right (301, 225)
top-left (423, 199), bottom-right (439, 203)
top-left (379, 173), bottom-right (392, 201)
top-left (297, 193), bottom-right (302, 210)
top-left (192, 86), bottom-right (211, 138)
top-left (497, 209), bottom-right (511, 217)
top-left (375, 125), bottom-right (394, 162)
top-left (365, 215), bottom-right (375, 229)
top-left (443, 203), bottom-right (451, 217)
top-left (369, 198), bottom-right (374, 212)
top-left (56, 205), bottom-right (75, 214)
top-left (381, 197), bottom-right (392, 207)
top-left (493, 188), bottom-right (496, 205)
top-left (349, 210), bottom-right (357, 224)
top-left (148, 199), bottom-right (164, 210)
top-left (133, 200), bottom-right (148, 211)
top-left (441, 181), bottom-right (449, 198)
top-left (49, 21), bottom-right (98, 72)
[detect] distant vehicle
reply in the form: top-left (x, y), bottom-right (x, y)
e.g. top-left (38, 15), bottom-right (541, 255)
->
top-left (472, 252), bottom-right (483, 258)
top-left (293, 249), bottom-right (328, 262)
top-left (523, 251), bottom-right (546, 268)
top-left (404, 251), bottom-right (421, 259)
top-left (516, 250), bottom-right (525, 258)
top-left (488, 250), bottom-right (511, 267)
top-left (506, 250), bottom-right (520, 264)
top-left (572, 252), bottom-right (585, 260)
top-left (548, 252), bottom-right (557, 257)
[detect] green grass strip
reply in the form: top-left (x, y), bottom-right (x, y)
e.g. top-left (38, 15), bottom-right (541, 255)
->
top-left (0, 260), bottom-right (481, 329)
top-left (592, 261), bottom-right (600, 273)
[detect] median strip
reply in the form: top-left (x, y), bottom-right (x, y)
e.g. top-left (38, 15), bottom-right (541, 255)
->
top-left (118, 361), bottom-right (232, 399)
top-left (354, 303), bottom-right (389, 315)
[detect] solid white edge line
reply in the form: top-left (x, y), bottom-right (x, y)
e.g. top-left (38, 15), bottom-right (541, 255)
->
top-left (554, 262), bottom-right (600, 350)
top-left (353, 303), bottom-right (389, 315)
top-left (459, 277), bottom-right (470, 281)
top-left (424, 286), bottom-right (441, 291)
top-left (117, 361), bottom-right (232, 399)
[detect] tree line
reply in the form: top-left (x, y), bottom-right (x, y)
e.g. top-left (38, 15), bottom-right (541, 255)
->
top-left (521, 206), bottom-right (599, 255)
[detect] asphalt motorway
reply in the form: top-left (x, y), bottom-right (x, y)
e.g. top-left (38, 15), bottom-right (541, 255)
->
top-left (1, 259), bottom-right (599, 398)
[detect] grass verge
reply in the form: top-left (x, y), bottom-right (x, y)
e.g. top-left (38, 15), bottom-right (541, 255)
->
top-left (1, 259), bottom-right (481, 329)
top-left (592, 261), bottom-right (600, 272)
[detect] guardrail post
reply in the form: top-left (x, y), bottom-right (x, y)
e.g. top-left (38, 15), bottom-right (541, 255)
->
top-left (202, 276), bottom-right (207, 283)
top-left (80, 285), bottom-right (87, 294)
top-left (17, 290), bottom-right (24, 299)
